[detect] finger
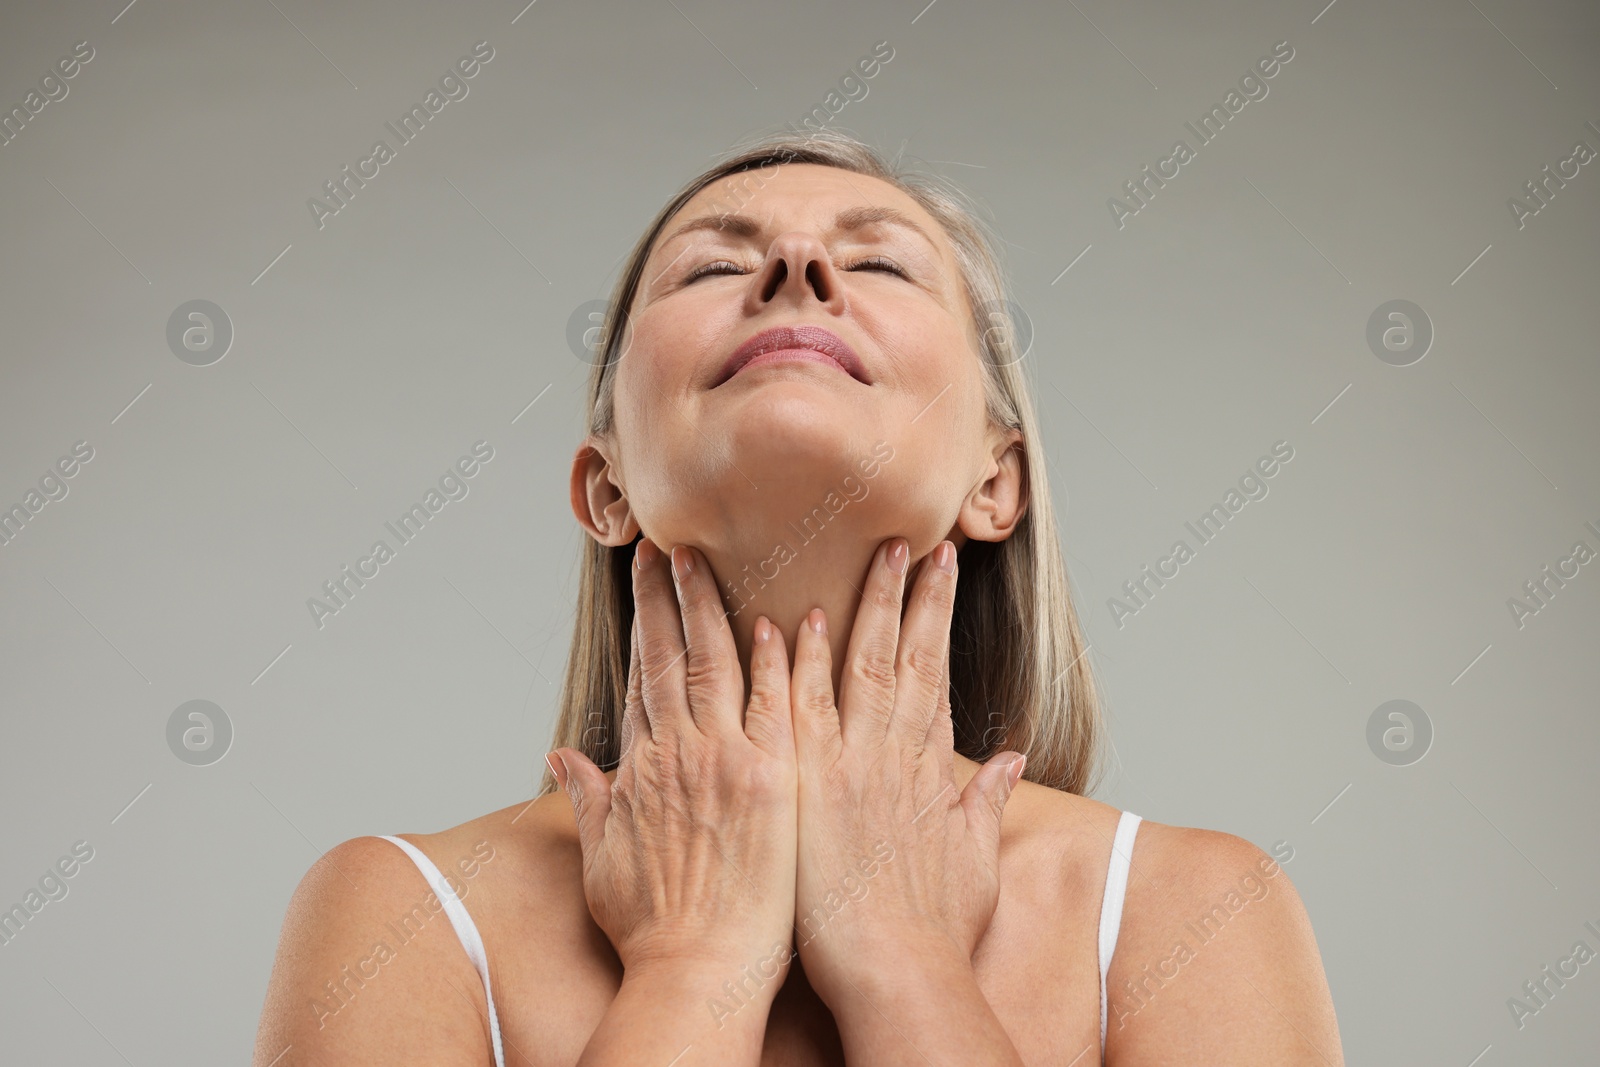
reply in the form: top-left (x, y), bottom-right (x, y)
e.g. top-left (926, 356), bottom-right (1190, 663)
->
top-left (891, 540), bottom-right (959, 748)
top-left (790, 608), bottom-right (842, 759)
top-left (837, 537), bottom-right (910, 747)
top-left (550, 748), bottom-right (613, 859)
top-left (669, 544), bottom-right (743, 737)
top-left (632, 537), bottom-right (692, 740)
top-left (960, 751), bottom-right (1025, 873)
top-left (744, 615), bottom-right (795, 759)
top-left (922, 638), bottom-right (956, 770)
top-left (911, 648), bottom-right (955, 817)
top-left (616, 612), bottom-right (647, 779)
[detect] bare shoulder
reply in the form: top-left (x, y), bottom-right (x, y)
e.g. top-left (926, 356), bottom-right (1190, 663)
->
top-left (1104, 819), bottom-right (1345, 1065)
top-left (252, 832), bottom-right (501, 1066)
top-left (1000, 780), bottom-right (1127, 880)
top-left (423, 790), bottom-right (589, 917)
top-left (376, 791), bottom-right (595, 960)
top-left (255, 791), bottom-right (613, 1066)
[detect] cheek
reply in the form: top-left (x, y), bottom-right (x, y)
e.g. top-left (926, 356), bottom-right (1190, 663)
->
top-left (614, 321), bottom-right (692, 427)
top-left (881, 316), bottom-right (985, 417)
top-left (609, 324), bottom-right (721, 511)
top-left (624, 302), bottom-right (723, 386)
top-left (872, 363), bottom-right (989, 502)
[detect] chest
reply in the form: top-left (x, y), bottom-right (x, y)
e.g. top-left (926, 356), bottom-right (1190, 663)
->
top-left (491, 885), bottom-right (1104, 1067)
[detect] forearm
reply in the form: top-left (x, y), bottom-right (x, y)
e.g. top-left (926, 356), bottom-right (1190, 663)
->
top-left (577, 959), bottom-right (773, 1067)
top-left (825, 948), bottom-right (1025, 1067)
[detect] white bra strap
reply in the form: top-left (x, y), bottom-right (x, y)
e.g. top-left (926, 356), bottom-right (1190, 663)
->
top-left (1098, 810), bottom-right (1143, 1052)
top-left (380, 835), bottom-right (506, 1067)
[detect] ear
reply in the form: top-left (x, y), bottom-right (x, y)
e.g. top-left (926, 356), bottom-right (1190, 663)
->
top-left (570, 438), bottom-right (640, 547)
top-left (954, 427), bottom-right (1028, 543)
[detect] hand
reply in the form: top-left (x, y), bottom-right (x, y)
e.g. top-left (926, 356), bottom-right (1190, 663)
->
top-left (550, 538), bottom-right (800, 984)
top-left (788, 537), bottom-right (1026, 1009)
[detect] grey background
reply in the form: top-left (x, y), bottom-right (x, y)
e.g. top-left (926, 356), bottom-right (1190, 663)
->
top-left (1, 0), bottom-right (1596, 1063)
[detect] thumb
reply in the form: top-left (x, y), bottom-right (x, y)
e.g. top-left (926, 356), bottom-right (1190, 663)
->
top-left (548, 748), bottom-right (611, 855)
top-left (961, 751), bottom-right (1025, 866)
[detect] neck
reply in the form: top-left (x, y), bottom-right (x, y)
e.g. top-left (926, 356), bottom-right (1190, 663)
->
top-left (713, 531), bottom-right (985, 790)
top-left (696, 516), bottom-right (945, 714)
top-left (628, 517), bottom-right (983, 790)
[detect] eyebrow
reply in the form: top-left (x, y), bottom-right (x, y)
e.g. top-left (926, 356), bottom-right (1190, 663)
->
top-left (659, 205), bottom-right (942, 258)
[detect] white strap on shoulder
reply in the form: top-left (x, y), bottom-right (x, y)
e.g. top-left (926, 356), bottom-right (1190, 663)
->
top-left (380, 835), bottom-right (506, 1067)
top-left (1098, 810), bottom-right (1143, 1053)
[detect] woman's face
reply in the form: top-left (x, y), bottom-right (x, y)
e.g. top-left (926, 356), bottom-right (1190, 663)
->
top-left (600, 162), bottom-right (1015, 559)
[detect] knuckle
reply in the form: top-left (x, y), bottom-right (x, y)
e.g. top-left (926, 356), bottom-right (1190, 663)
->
top-left (867, 578), bottom-right (902, 615)
top-left (674, 573), bottom-right (718, 620)
top-left (648, 721), bottom-right (682, 756)
top-left (736, 753), bottom-right (792, 804)
top-left (798, 680), bottom-right (837, 718)
top-left (746, 671), bottom-right (784, 711)
top-left (681, 649), bottom-right (730, 703)
top-left (635, 722), bottom-right (677, 777)
top-left (849, 649), bottom-right (898, 691)
top-left (902, 643), bottom-right (945, 684)
top-left (921, 572), bottom-right (957, 613)
top-left (636, 635), bottom-right (683, 684)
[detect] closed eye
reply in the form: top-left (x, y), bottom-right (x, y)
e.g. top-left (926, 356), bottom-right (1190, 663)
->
top-left (683, 260), bottom-right (747, 282)
top-left (844, 255), bottom-right (909, 278)
top-left (682, 256), bottom-right (910, 283)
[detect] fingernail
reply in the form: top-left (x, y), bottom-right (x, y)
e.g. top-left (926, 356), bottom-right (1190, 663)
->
top-left (1007, 754), bottom-right (1026, 787)
top-left (936, 541), bottom-right (957, 574)
top-left (808, 608), bottom-right (826, 635)
top-left (886, 538), bottom-right (908, 575)
top-left (636, 538), bottom-right (659, 571)
top-left (754, 616), bottom-right (771, 645)
top-left (545, 751), bottom-right (567, 786)
top-left (671, 545), bottom-right (694, 582)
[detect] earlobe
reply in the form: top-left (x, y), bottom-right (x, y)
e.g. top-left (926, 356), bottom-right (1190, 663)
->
top-left (955, 433), bottom-right (1029, 543)
top-left (570, 441), bottom-right (639, 547)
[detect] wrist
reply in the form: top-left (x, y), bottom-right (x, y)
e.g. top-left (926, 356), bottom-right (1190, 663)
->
top-left (585, 950), bottom-right (789, 1063)
top-left (626, 942), bottom-right (796, 1019)
top-left (832, 951), bottom-right (974, 1022)
top-left (805, 930), bottom-right (971, 1015)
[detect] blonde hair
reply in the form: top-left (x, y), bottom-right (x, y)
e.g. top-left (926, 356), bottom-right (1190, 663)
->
top-left (539, 127), bottom-right (1107, 797)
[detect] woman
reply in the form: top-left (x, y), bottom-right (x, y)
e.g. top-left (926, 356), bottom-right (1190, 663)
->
top-left (253, 129), bottom-right (1343, 1066)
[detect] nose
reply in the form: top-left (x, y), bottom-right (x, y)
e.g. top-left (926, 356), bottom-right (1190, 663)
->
top-left (744, 231), bottom-right (847, 316)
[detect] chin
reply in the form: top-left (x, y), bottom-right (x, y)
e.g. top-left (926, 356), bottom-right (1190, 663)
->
top-left (722, 393), bottom-right (881, 486)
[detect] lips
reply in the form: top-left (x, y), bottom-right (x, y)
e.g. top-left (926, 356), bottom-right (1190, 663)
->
top-left (716, 325), bottom-right (870, 387)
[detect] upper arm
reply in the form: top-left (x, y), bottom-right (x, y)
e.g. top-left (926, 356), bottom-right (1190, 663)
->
top-left (1105, 826), bottom-right (1344, 1066)
top-left (251, 836), bottom-right (497, 1067)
